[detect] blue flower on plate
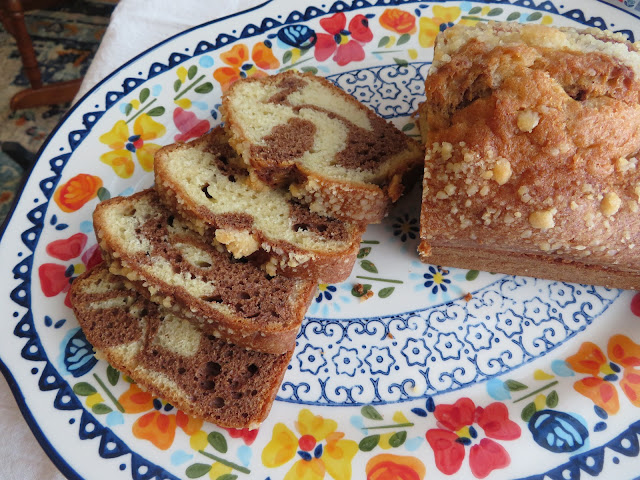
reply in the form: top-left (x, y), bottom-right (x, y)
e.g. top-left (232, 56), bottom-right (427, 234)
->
top-left (316, 283), bottom-right (337, 303)
top-left (423, 265), bottom-right (451, 294)
top-left (277, 25), bottom-right (317, 49)
top-left (392, 213), bottom-right (419, 242)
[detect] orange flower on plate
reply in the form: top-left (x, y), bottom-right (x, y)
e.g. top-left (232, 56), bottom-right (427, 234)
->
top-left (118, 383), bottom-right (204, 450)
top-left (213, 42), bottom-right (280, 92)
top-left (53, 174), bottom-right (102, 213)
top-left (99, 113), bottom-right (166, 178)
top-left (379, 8), bottom-right (417, 34)
top-left (566, 334), bottom-right (640, 414)
top-left (366, 453), bottom-right (426, 480)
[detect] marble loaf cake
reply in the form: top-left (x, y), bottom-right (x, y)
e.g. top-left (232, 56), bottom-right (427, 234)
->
top-left (222, 71), bottom-right (424, 224)
top-left (93, 189), bottom-right (317, 354)
top-left (70, 265), bottom-right (292, 428)
top-left (154, 126), bottom-right (365, 283)
top-left (419, 22), bottom-right (640, 290)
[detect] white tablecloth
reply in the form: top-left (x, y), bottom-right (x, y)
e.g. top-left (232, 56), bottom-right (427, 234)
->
top-left (0, 1), bottom-right (261, 478)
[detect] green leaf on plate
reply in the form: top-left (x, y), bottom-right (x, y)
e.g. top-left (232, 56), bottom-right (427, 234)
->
top-left (174, 79), bottom-right (182, 92)
top-left (217, 475), bottom-right (238, 480)
top-left (397, 33), bottom-right (411, 46)
top-left (465, 270), bottom-right (479, 281)
top-left (394, 57), bottom-right (408, 67)
top-left (546, 390), bottom-right (559, 408)
top-left (351, 284), bottom-right (372, 297)
top-left (92, 403), bottom-right (113, 415)
top-left (361, 405), bottom-right (383, 420)
top-left (107, 365), bottom-right (120, 386)
top-left (97, 187), bottom-right (111, 202)
top-left (139, 87), bottom-right (150, 103)
top-left (505, 379), bottom-right (528, 391)
top-left (301, 66), bottom-right (318, 75)
top-left (378, 36), bottom-right (390, 48)
top-left (521, 402), bottom-right (537, 422)
top-left (208, 431), bottom-right (228, 453)
top-left (186, 464), bottom-right (212, 478)
top-left (527, 12), bottom-right (543, 21)
top-left (359, 435), bottom-right (380, 452)
top-left (361, 260), bottom-right (378, 274)
top-left (147, 106), bottom-right (166, 117)
top-left (195, 82), bottom-right (214, 94)
top-left (124, 103), bottom-right (133, 116)
top-left (468, 6), bottom-right (482, 14)
top-left (283, 50), bottom-right (293, 64)
top-left (188, 65), bottom-right (198, 80)
top-left (402, 122), bottom-right (415, 132)
top-left (506, 12), bottom-right (521, 21)
top-left (357, 247), bottom-right (371, 259)
top-left (389, 431), bottom-right (407, 448)
top-left (487, 8), bottom-right (503, 16)
top-left (379, 287), bottom-right (395, 298)
top-left (73, 382), bottom-right (97, 396)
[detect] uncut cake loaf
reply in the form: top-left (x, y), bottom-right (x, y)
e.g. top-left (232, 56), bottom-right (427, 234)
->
top-left (70, 265), bottom-right (292, 428)
top-left (93, 189), bottom-right (316, 354)
top-left (418, 22), bottom-right (640, 289)
top-left (154, 126), bottom-right (365, 283)
top-left (222, 71), bottom-right (424, 224)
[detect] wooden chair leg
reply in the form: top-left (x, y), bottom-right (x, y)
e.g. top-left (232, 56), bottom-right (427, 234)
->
top-left (4, 0), bottom-right (42, 90)
top-left (9, 78), bottom-right (83, 110)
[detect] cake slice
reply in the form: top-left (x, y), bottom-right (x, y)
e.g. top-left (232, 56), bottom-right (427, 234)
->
top-left (69, 264), bottom-right (292, 428)
top-left (93, 189), bottom-right (316, 354)
top-left (419, 22), bottom-right (640, 289)
top-left (222, 71), bottom-right (424, 224)
top-left (154, 127), bottom-right (365, 283)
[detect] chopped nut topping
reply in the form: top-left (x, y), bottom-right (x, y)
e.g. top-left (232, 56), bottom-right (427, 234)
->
top-left (493, 159), bottom-right (512, 185)
top-left (480, 185), bottom-right (490, 196)
top-left (481, 170), bottom-right (494, 180)
top-left (600, 192), bottom-right (621, 216)
top-left (529, 208), bottom-right (557, 230)
top-left (570, 201), bottom-right (579, 210)
top-left (629, 200), bottom-right (639, 213)
top-left (517, 109), bottom-right (540, 132)
top-left (361, 290), bottom-right (374, 302)
top-left (463, 292), bottom-right (473, 302)
top-left (436, 190), bottom-right (449, 200)
top-left (444, 183), bottom-right (456, 196)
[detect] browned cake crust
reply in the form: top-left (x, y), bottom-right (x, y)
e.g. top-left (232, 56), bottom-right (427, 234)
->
top-left (69, 265), bottom-right (292, 428)
top-left (222, 71), bottom-right (424, 224)
top-left (93, 189), bottom-right (316, 354)
top-left (154, 127), bottom-right (365, 283)
top-left (419, 23), bottom-right (640, 289)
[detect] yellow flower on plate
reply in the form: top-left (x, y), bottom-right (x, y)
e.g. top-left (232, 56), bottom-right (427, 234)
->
top-left (99, 113), bottom-right (166, 178)
top-left (262, 409), bottom-right (358, 480)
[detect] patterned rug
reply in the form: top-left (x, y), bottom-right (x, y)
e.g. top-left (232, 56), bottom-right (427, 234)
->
top-left (0, 0), bottom-right (115, 226)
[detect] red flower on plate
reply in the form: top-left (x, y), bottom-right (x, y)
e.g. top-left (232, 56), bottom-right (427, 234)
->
top-left (39, 233), bottom-right (101, 307)
top-left (224, 427), bottom-right (259, 445)
top-left (426, 398), bottom-right (520, 478)
top-left (314, 12), bottom-right (373, 66)
top-left (172, 107), bottom-right (211, 143)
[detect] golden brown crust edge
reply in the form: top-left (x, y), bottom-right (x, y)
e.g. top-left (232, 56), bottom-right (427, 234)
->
top-left (419, 241), bottom-right (640, 290)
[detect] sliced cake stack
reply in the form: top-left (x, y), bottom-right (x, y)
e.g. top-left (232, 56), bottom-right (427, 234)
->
top-left (70, 71), bottom-right (423, 428)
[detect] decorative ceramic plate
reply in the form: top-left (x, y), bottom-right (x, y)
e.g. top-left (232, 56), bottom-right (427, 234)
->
top-left (2, 1), bottom-right (640, 479)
